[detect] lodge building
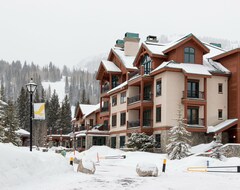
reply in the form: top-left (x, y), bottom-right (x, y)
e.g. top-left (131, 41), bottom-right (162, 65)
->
top-left (64, 32), bottom-right (240, 152)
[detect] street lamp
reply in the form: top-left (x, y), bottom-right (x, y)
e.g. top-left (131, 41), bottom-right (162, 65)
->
top-left (26, 78), bottom-right (37, 151)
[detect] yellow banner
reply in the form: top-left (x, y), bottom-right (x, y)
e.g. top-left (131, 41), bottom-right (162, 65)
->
top-left (34, 103), bottom-right (45, 120)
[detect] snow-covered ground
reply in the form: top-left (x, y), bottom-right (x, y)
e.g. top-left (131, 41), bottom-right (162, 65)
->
top-left (1, 143), bottom-right (240, 190)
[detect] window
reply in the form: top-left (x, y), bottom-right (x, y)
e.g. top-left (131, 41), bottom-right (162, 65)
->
top-left (120, 112), bottom-right (126, 126)
top-left (112, 96), bottom-right (117, 106)
top-left (120, 92), bottom-right (126, 104)
top-left (218, 83), bottom-right (223, 94)
top-left (89, 119), bottom-right (94, 127)
top-left (112, 75), bottom-right (118, 88)
top-left (144, 85), bottom-right (152, 100)
top-left (187, 107), bottom-right (199, 125)
top-left (155, 134), bottom-right (161, 148)
top-left (120, 136), bottom-right (125, 148)
top-left (187, 80), bottom-right (199, 98)
top-left (103, 120), bottom-right (109, 130)
top-left (184, 47), bottom-right (195, 63)
top-left (156, 106), bottom-right (161, 122)
top-left (218, 109), bottom-right (223, 119)
top-left (112, 115), bottom-right (117, 127)
top-left (141, 55), bottom-right (152, 74)
top-left (156, 80), bottom-right (161, 96)
top-left (143, 110), bottom-right (151, 126)
top-left (111, 137), bottom-right (116, 148)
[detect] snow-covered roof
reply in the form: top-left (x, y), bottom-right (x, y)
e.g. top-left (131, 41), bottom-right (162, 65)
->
top-left (152, 59), bottom-right (230, 75)
top-left (80, 104), bottom-right (99, 118)
top-left (207, 119), bottom-right (238, 133)
top-left (16, 129), bottom-right (30, 137)
top-left (152, 61), bottom-right (212, 76)
top-left (112, 48), bottom-right (137, 70)
top-left (203, 42), bottom-right (226, 59)
top-left (107, 81), bottom-right (128, 94)
top-left (101, 60), bottom-right (121, 72)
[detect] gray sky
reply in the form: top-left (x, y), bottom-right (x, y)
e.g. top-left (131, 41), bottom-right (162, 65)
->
top-left (0, 0), bottom-right (239, 68)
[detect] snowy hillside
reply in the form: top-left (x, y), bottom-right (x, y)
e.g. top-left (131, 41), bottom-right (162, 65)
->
top-left (42, 76), bottom-right (67, 103)
top-left (1, 143), bottom-right (240, 190)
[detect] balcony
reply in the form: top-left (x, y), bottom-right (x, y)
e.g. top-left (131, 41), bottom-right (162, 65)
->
top-left (128, 94), bottom-right (152, 105)
top-left (183, 90), bottom-right (205, 99)
top-left (127, 120), bottom-right (140, 128)
top-left (101, 106), bottom-right (109, 112)
top-left (143, 119), bottom-right (152, 127)
top-left (187, 118), bottom-right (205, 127)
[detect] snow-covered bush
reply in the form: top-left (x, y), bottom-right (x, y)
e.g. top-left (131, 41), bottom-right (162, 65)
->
top-left (126, 133), bottom-right (156, 151)
top-left (210, 135), bottom-right (224, 160)
top-left (167, 106), bottom-right (191, 160)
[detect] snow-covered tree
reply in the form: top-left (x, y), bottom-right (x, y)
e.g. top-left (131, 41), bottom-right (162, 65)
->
top-left (0, 100), bottom-right (8, 142)
top-left (3, 101), bottom-right (21, 146)
top-left (210, 134), bottom-right (224, 160)
top-left (167, 106), bottom-right (191, 160)
top-left (126, 133), bottom-right (156, 151)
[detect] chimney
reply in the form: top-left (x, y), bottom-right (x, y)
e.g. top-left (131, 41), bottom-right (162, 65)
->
top-left (146, 35), bottom-right (159, 43)
top-left (210, 43), bottom-right (222, 48)
top-left (115, 39), bottom-right (124, 48)
top-left (124, 32), bottom-right (140, 56)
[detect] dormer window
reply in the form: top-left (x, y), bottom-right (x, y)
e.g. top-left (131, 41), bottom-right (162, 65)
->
top-left (141, 55), bottom-right (152, 74)
top-left (184, 47), bottom-right (195, 63)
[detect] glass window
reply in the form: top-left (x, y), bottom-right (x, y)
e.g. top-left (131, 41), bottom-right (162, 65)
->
top-left (143, 110), bottom-right (151, 126)
top-left (112, 115), bottom-right (117, 127)
top-left (112, 96), bottom-right (117, 106)
top-left (218, 83), bottom-right (223, 94)
top-left (155, 134), bottom-right (161, 148)
top-left (218, 109), bottom-right (223, 119)
top-left (120, 112), bottom-right (126, 126)
top-left (111, 137), bottom-right (116, 148)
top-left (156, 107), bottom-right (161, 122)
top-left (187, 107), bottom-right (199, 125)
top-left (89, 119), bottom-right (94, 127)
top-left (187, 80), bottom-right (199, 98)
top-left (120, 136), bottom-right (125, 148)
top-left (112, 75), bottom-right (119, 88)
top-left (184, 47), bottom-right (195, 63)
top-left (156, 80), bottom-right (161, 96)
top-left (120, 92), bottom-right (126, 104)
top-left (141, 55), bottom-right (152, 74)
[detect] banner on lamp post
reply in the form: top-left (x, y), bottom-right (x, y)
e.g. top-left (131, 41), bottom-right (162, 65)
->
top-left (33, 103), bottom-right (45, 120)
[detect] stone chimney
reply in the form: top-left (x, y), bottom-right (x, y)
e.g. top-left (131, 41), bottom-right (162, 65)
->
top-left (124, 32), bottom-right (140, 56)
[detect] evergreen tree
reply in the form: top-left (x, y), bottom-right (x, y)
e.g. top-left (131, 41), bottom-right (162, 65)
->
top-left (3, 101), bottom-right (21, 146)
top-left (47, 90), bottom-right (60, 133)
top-left (17, 87), bottom-right (29, 131)
top-left (57, 95), bottom-right (72, 134)
top-left (0, 78), bottom-right (6, 102)
top-left (126, 133), bottom-right (156, 151)
top-left (0, 100), bottom-right (7, 142)
top-left (167, 106), bottom-right (191, 160)
top-left (65, 76), bottom-right (69, 94)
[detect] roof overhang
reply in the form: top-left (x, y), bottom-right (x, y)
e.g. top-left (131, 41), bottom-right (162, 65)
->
top-left (207, 119), bottom-right (238, 134)
top-left (211, 48), bottom-right (240, 61)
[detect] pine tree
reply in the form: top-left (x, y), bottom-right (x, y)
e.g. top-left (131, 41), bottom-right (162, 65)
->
top-left (126, 133), bottom-right (156, 151)
top-left (0, 78), bottom-right (6, 102)
top-left (0, 100), bottom-right (8, 142)
top-left (3, 101), bottom-right (21, 146)
top-left (47, 90), bottom-right (60, 133)
top-left (17, 87), bottom-right (29, 131)
top-left (167, 106), bottom-right (191, 160)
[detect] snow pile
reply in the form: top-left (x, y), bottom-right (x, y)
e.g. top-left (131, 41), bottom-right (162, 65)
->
top-left (190, 142), bottom-right (215, 155)
top-left (0, 143), bottom-right (72, 189)
top-left (75, 146), bottom-right (124, 162)
top-left (136, 162), bottom-right (158, 177)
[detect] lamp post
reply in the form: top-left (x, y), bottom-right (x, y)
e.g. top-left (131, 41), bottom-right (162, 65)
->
top-left (26, 78), bottom-right (37, 151)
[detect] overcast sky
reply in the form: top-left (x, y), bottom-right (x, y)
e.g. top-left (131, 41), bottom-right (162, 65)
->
top-left (0, 0), bottom-right (239, 68)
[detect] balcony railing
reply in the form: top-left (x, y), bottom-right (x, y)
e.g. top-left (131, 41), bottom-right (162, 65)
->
top-left (128, 94), bottom-right (141, 104)
top-left (102, 85), bottom-right (109, 93)
top-left (128, 94), bottom-right (152, 105)
top-left (128, 120), bottom-right (140, 128)
top-left (101, 106), bottom-right (109, 112)
top-left (183, 91), bottom-right (205, 99)
top-left (187, 118), bottom-right (205, 127)
top-left (143, 119), bottom-right (152, 127)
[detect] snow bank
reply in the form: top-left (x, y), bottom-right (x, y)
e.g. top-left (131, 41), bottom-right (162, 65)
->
top-left (0, 143), bottom-right (72, 189)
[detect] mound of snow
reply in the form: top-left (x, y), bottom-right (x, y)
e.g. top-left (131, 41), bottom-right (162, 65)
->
top-left (190, 142), bottom-right (215, 154)
top-left (0, 143), bottom-right (72, 189)
top-left (76, 146), bottom-right (124, 162)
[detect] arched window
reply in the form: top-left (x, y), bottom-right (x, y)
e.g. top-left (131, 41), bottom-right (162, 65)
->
top-left (184, 47), bottom-right (195, 63)
top-left (141, 55), bottom-right (152, 74)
